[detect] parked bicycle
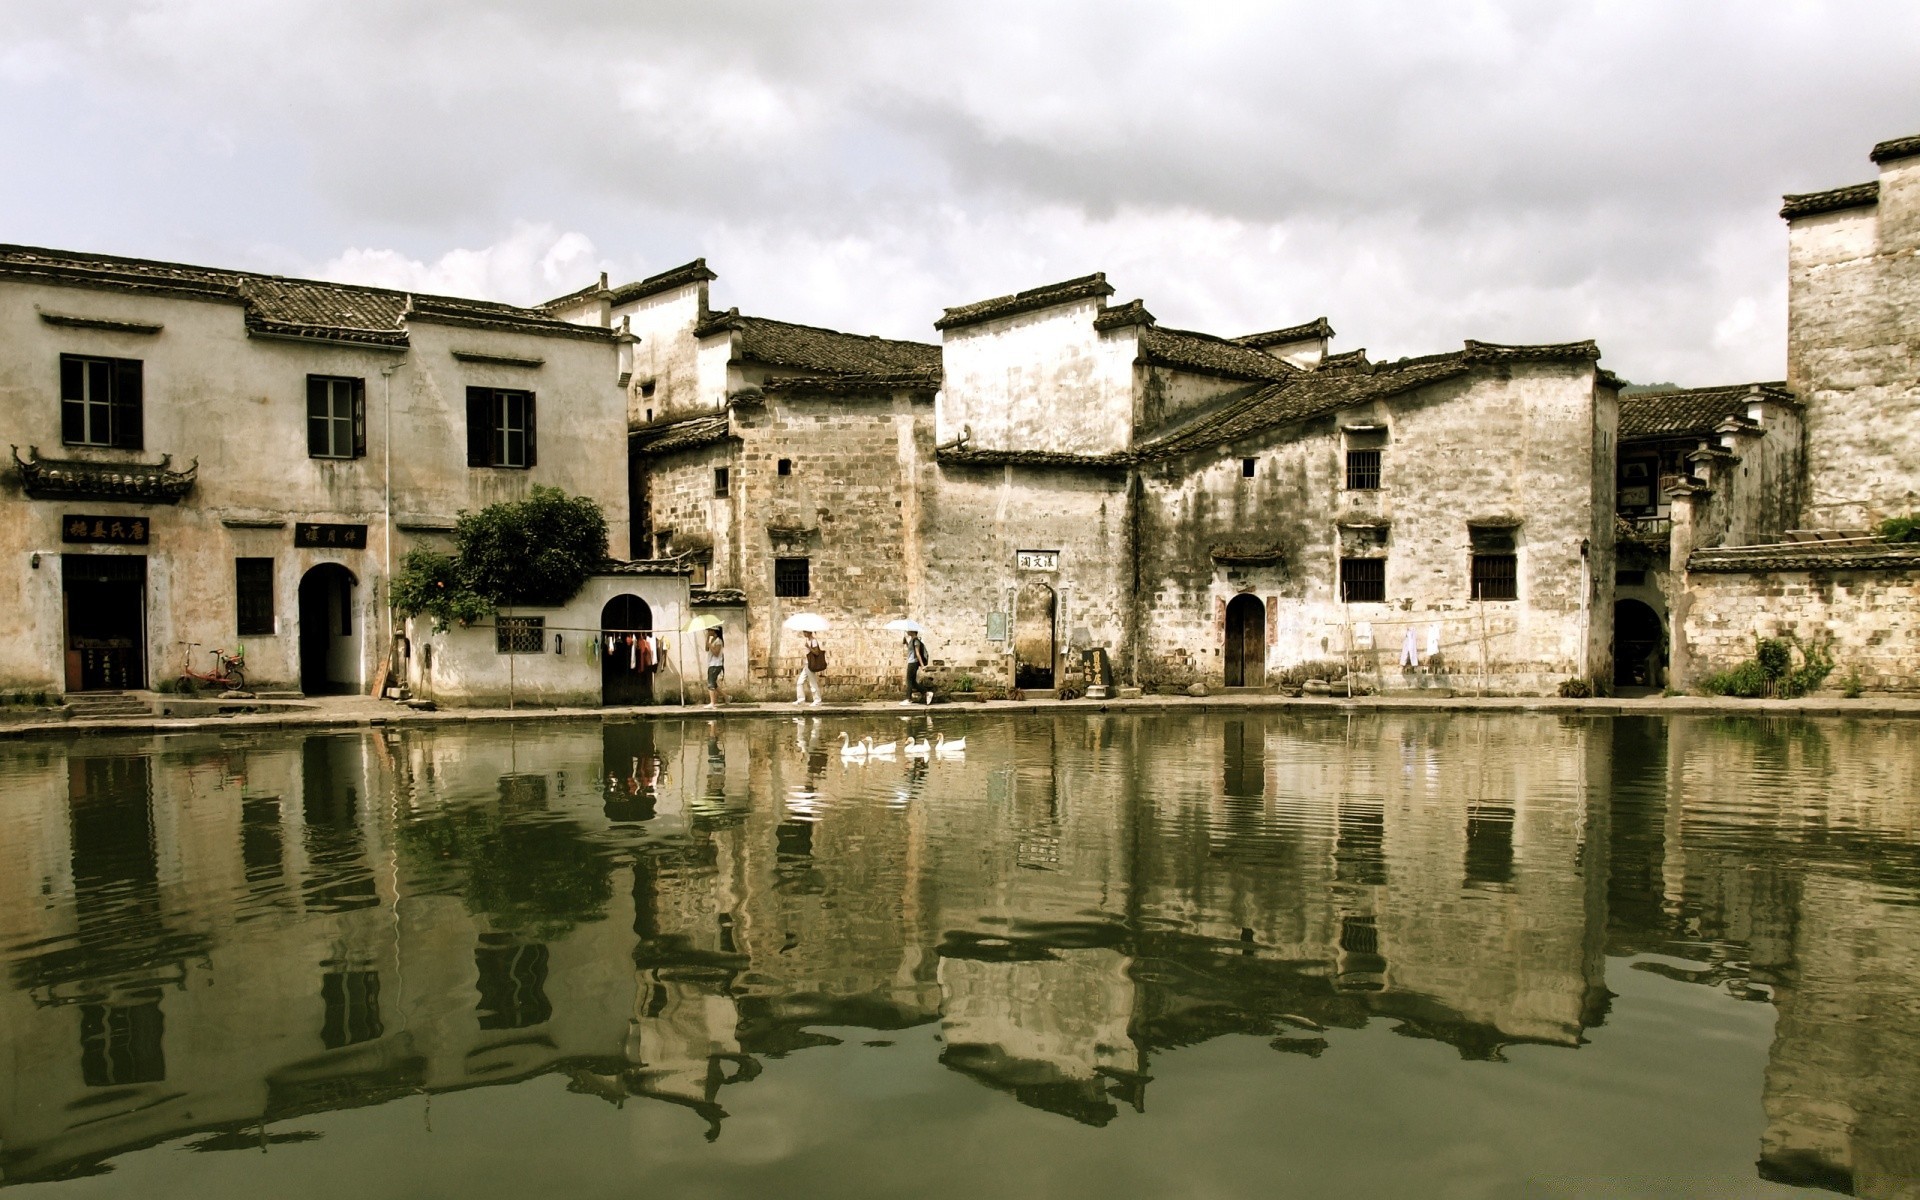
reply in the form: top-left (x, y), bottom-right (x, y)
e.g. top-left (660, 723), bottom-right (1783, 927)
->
top-left (178, 642), bottom-right (246, 692)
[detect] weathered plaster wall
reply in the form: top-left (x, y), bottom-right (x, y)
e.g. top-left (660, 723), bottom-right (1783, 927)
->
top-left (917, 464), bottom-right (1133, 688)
top-left (0, 276), bottom-right (629, 696)
top-left (642, 443), bottom-right (739, 585)
top-left (611, 281), bottom-right (709, 425)
top-left (937, 301), bottom-right (1136, 455)
top-left (1678, 565), bottom-right (1920, 691)
top-left (1789, 159), bottom-right (1920, 528)
top-left (1138, 365), bottom-right (1612, 693)
top-left (403, 574), bottom-right (692, 707)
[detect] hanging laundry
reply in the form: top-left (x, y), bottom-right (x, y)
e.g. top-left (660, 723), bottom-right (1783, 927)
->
top-left (1427, 623), bottom-right (1442, 659)
top-left (1400, 627), bottom-right (1420, 668)
top-left (635, 635), bottom-right (654, 672)
top-left (629, 636), bottom-right (638, 670)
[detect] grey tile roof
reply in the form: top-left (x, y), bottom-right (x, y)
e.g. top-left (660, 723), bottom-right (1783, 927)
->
top-left (598, 558), bottom-right (693, 577)
top-left (1781, 182), bottom-right (1879, 220)
top-left (1619, 383), bottom-right (1792, 441)
top-left (0, 243), bottom-right (613, 346)
top-left (1138, 324), bottom-right (1299, 381)
top-left (1138, 341), bottom-right (1600, 462)
top-left (1870, 134), bottom-right (1920, 165)
top-left (758, 370), bottom-right (941, 395)
top-left (696, 308), bottom-right (941, 376)
top-left (1689, 543), bottom-right (1920, 573)
top-left (629, 411), bottom-right (732, 455)
top-left (1235, 317), bottom-right (1334, 348)
top-left (606, 259), bottom-right (716, 307)
top-left (936, 446), bottom-right (1133, 470)
top-left (936, 273), bottom-right (1114, 331)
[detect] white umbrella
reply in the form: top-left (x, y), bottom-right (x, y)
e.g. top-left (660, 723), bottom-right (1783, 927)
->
top-left (783, 612), bottom-right (831, 632)
top-left (884, 619), bottom-right (924, 633)
top-left (686, 613), bottom-right (723, 632)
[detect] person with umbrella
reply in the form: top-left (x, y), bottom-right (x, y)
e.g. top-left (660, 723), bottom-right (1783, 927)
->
top-left (785, 613), bottom-right (830, 706)
top-left (888, 619), bottom-right (931, 706)
top-left (686, 614), bottom-right (727, 708)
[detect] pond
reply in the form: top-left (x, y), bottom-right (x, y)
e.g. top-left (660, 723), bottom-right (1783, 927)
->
top-left (0, 712), bottom-right (1916, 1198)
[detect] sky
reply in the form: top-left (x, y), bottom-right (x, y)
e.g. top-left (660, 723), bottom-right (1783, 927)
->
top-left (2, 1), bottom-right (1916, 385)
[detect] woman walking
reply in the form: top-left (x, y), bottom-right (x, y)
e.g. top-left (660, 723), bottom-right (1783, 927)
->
top-left (704, 627), bottom-right (726, 708)
top-left (796, 631), bottom-right (826, 706)
top-left (901, 629), bottom-right (931, 706)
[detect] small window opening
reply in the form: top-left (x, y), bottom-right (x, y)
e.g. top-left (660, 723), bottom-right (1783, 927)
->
top-left (1346, 448), bottom-right (1382, 491)
top-left (1241, 457), bottom-right (1257, 478)
top-left (1340, 557), bottom-right (1386, 604)
top-left (777, 458), bottom-right (792, 476)
top-left (1470, 527), bottom-right (1518, 601)
top-left (774, 557), bottom-right (811, 598)
top-left (496, 616), bottom-right (546, 654)
top-left (714, 467), bottom-right (730, 498)
top-left (640, 381), bottom-right (656, 398)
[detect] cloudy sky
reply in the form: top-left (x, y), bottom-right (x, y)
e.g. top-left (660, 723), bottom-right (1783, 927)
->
top-left (3, 1), bottom-right (1915, 383)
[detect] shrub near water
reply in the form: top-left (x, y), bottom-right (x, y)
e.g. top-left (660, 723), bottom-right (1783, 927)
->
top-left (392, 488), bottom-right (609, 631)
top-left (1701, 636), bottom-right (1834, 699)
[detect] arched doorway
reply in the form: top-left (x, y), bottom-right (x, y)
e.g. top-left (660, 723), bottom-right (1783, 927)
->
top-left (1613, 598), bottom-right (1664, 689)
top-left (601, 594), bottom-right (654, 706)
top-left (1224, 593), bottom-right (1266, 688)
top-left (1013, 580), bottom-right (1056, 690)
top-left (298, 564), bottom-right (359, 695)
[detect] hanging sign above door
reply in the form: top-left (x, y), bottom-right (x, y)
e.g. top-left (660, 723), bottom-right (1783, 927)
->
top-left (62, 514), bottom-right (150, 544)
top-left (295, 523), bottom-right (368, 549)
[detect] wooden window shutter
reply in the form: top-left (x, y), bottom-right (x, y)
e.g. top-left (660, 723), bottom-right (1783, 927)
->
top-left (523, 393), bottom-right (537, 467)
top-left (351, 379), bottom-right (367, 458)
top-left (307, 376), bottom-right (329, 456)
top-left (466, 387), bottom-right (491, 466)
top-left (60, 356), bottom-right (85, 443)
top-left (111, 359), bottom-right (143, 450)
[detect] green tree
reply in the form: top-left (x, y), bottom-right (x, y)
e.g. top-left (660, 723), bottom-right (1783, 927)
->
top-left (454, 485), bottom-right (609, 607)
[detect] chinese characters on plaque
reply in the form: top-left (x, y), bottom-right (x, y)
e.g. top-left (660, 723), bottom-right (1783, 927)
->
top-left (62, 515), bottom-right (150, 545)
top-left (1016, 550), bottom-right (1060, 572)
top-left (293, 523), bottom-right (368, 549)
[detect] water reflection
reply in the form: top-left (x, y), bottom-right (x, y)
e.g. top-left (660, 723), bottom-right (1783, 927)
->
top-left (0, 715), bottom-right (1914, 1196)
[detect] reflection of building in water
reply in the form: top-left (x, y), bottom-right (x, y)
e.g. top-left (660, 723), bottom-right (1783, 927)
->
top-left (1133, 714), bottom-right (1610, 1056)
top-left (1623, 716), bottom-right (1920, 1200)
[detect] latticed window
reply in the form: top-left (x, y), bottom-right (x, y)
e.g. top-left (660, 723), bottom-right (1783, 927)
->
top-left (1340, 557), bottom-right (1385, 603)
top-left (235, 557), bottom-right (274, 635)
top-left (1346, 448), bottom-right (1382, 490)
top-left (307, 375), bottom-right (364, 458)
top-left (1471, 554), bottom-right (1518, 601)
top-left (466, 387), bottom-right (536, 468)
top-left (495, 615), bottom-right (545, 654)
top-left (774, 556), bottom-right (811, 598)
top-left (61, 354), bottom-right (143, 449)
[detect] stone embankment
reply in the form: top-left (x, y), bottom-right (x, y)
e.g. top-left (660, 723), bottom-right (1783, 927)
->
top-left (2, 691), bottom-right (1918, 742)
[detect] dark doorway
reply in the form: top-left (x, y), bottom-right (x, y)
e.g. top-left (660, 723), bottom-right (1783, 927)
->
top-left (1013, 580), bottom-right (1056, 690)
top-left (1612, 598), bottom-right (1664, 689)
top-left (299, 564), bottom-right (359, 695)
top-left (601, 594), bottom-right (655, 706)
top-left (62, 554), bottom-right (147, 691)
top-left (1224, 593), bottom-right (1266, 688)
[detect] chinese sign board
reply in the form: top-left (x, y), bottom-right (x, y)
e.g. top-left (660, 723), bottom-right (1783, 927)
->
top-left (62, 515), bottom-right (149, 545)
top-left (1016, 550), bottom-right (1060, 572)
top-left (295, 523), bottom-right (368, 549)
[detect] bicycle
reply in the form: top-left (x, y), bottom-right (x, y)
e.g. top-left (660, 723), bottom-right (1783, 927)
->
top-left (178, 642), bottom-right (246, 692)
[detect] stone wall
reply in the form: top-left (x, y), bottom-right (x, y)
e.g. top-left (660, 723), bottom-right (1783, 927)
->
top-left (1137, 363), bottom-right (1614, 694)
top-left (1678, 550), bottom-right (1920, 691)
top-left (1788, 151), bottom-right (1920, 529)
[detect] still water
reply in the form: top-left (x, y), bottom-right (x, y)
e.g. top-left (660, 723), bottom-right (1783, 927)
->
top-left (0, 712), bottom-right (1915, 1198)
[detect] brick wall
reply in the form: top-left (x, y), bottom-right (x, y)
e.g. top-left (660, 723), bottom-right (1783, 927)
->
top-left (1680, 564), bottom-right (1920, 691)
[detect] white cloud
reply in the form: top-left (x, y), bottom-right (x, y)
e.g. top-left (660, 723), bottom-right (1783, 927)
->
top-left (316, 224), bottom-right (601, 305)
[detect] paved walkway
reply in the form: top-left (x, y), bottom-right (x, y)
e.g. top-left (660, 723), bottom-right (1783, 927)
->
top-left (3, 689), bottom-right (1918, 742)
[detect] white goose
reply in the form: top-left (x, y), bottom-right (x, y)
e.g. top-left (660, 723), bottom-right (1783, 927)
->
top-left (867, 737), bottom-right (899, 759)
top-left (934, 733), bottom-right (967, 758)
top-left (904, 735), bottom-right (932, 757)
top-left (838, 732), bottom-right (869, 762)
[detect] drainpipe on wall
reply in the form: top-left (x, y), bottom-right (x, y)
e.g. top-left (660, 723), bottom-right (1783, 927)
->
top-left (380, 362), bottom-right (399, 693)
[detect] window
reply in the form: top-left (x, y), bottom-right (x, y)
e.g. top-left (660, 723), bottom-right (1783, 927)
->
top-left (60, 354), bottom-right (143, 449)
top-left (466, 387), bottom-right (536, 468)
top-left (1617, 569), bottom-right (1647, 586)
top-left (655, 531), bottom-right (673, 557)
top-left (714, 467), bottom-right (730, 497)
top-left (1469, 526), bottom-right (1518, 601)
top-left (475, 941), bottom-right (552, 1030)
top-left (306, 376), bottom-right (365, 458)
top-left (640, 381), bottom-right (656, 398)
top-left (777, 458), bottom-right (792, 476)
top-left (321, 970), bottom-right (384, 1048)
top-left (496, 615), bottom-right (545, 654)
top-left (1472, 554), bottom-right (1518, 600)
top-left (774, 556), bottom-right (811, 598)
top-left (1241, 457), bottom-right (1257, 478)
top-left (1464, 804), bottom-right (1515, 888)
top-left (1340, 557), bottom-right (1385, 603)
top-left (235, 557), bottom-right (274, 635)
top-left (1346, 448), bottom-right (1382, 491)
top-left (80, 997), bottom-right (165, 1086)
